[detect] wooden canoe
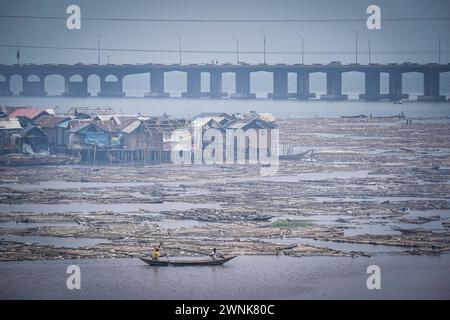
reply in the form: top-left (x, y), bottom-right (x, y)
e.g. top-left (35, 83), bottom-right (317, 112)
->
top-left (140, 255), bottom-right (237, 267)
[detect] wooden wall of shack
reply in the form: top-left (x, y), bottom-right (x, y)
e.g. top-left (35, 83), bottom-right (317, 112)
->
top-left (42, 126), bottom-right (67, 151)
top-left (122, 125), bottom-right (164, 151)
top-left (21, 127), bottom-right (49, 153)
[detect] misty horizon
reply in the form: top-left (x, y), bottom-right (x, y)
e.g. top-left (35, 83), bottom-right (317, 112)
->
top-left (0, 0), bottom-right (449, 65)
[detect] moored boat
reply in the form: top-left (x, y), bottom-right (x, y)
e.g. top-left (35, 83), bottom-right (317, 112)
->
top-left (140, 255), bottom-right (237, 266)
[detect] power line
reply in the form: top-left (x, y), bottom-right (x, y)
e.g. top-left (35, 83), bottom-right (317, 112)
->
top-left (0, 44), bottom-right (448, 55)
top-left (0, 15), bottom-right (450, 23)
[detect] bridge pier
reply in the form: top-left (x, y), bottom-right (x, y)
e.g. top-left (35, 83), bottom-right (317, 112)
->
top-left (21, 75), bottom-right (47, 96)
top-left (359, 71), bottom-right (388, 100)
top-left (182, 71), bottom-right (208, 98)
top-left (388, 71), bottom-right (408, 101)
top-left (0, 75), bottom-right (12, 96)
top-left (418, 71), bottom-right (445, 101)
top-left (145, 71), bottom-right (169, 98)
top-left (209, 71), bottom-right (227, 98)
top-left (296, 72), bottom-right (315, 100)
top-left (230, 71), bottom-right (256, 99)
top-left (268, 70), bottom-right (290, 99)
top-left (320, 71), bottom-right (348, 100)
top-left (63, 76), bottom-right (90, 97)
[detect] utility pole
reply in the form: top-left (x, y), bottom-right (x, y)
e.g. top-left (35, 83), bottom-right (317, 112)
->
top-left (260, 30), bottom-right (267, 64)
top-left (16, 39), bottom-right (20, 65)
top-left (107, 55), bottom-right (110, 65)
top-left (354, 30), bottom-right (358, 64)
top-left (96, 35), bottom-right (101, 65)
top-left (297, 34), bottom-right (304, 64)
top-left (232, 37), bottom-right (239, 64)
top-left (437, 34), bottom-right (441, 64)
top-left (367, 35), bottom-right (371, 64)
top-left (177, 32), bottom-right (182, 64)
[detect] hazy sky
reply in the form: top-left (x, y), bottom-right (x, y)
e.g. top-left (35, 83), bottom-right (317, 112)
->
top-left (0, 0), bottom-right (449, 65)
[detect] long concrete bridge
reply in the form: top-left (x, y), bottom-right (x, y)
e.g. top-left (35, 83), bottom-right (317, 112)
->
top-left (0, 62), bottom-right (449, 101)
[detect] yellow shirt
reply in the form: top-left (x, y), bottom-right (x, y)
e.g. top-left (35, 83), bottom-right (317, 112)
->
top-left (151, 250), bottom-right (160, 260)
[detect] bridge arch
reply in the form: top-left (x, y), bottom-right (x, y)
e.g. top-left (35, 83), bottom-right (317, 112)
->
top-left (402, 72), bottom-right (424, 98)
top-left (221, 71), bottom-right (236, 94)
top-left (44, 74), bottom-right (65, 96)
top-left (105, 74), bottom-right (119, 82)
top-left (123, 73), bottom-right (149, 97)
top-left (309, 71), bottom-right (327, 96)
top-left (10, 74), bottom-right (23, 95)
top-left (441, 71), bottom-right (450, 96)
top-left (87, 74), bottom-right (101, 96)
top-left (27, 74), bottom-right (41, 82)
top-left (69, 74), bottom-right (83, 82)
top-left (0, 75), bottom-right (6, 82)
top-left (250, 70), bottom-right (272, 98)
top-left (201, 72), bottom-right (210, 94)
top-left (165, 71), bottom-right (186, 97)
top-left (380, 72), bottom-right (390, 96)
top-left (287, 72), bottom-right (297, 95)
top-left (342, 71), bottom-right (365, 99)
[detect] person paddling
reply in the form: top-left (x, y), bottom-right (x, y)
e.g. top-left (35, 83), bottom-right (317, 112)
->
top-left (151, 242), bottom-right (163, 260)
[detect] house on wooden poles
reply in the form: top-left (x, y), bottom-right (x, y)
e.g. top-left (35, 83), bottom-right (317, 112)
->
top-left (120, 116), bottom-right (188, 163)
top-left (189, 112), bottom-right (277, 163)
top-left (66, 122), bottom-right (114, 162)
top-left (65, 116), bottom-right (188, 164)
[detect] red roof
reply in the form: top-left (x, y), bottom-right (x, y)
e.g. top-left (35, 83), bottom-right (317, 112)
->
top-left (9, 108), bottom-right (47, 120)
top-left (0, 106), bottom-right (28, 115)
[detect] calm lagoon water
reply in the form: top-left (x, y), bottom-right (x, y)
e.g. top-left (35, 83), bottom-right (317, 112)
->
top-left (0, 96), bottom-right (449, 119)
top-left (0, 255), bottom-right (449, 299)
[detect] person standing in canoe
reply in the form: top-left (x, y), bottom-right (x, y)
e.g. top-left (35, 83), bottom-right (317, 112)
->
top-left (151, 242), bottom-right (162, 260)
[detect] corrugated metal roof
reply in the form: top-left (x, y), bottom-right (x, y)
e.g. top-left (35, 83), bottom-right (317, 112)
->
top-left (0, 106), bottom-right (27, 115)
top-left (34, 115), bottom-right (70, 128)
top-left (0, 118), bottom-right (22, 130)
top-left (193, 112), bottom-right (231, 120)
top-left (226, 118), bottom-right (276, 130)
top-left (226, 120), bottom-right (248, 129)
top-left (93, 120), bottom-right (120, 132)
top-left (67, 122), bottom-right (104, 134)
top-left (192, 117), bottom-right (226, 128)
top-left (121, 120), bottom-right (141, 134)
top-left (93, 115), bottom-right (114, 122)
top-left (9, 108), bottom-right (47, 120)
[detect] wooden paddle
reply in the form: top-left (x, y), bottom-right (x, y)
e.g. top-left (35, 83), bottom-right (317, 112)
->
top-left (159, 242), bottom-right (170, 262)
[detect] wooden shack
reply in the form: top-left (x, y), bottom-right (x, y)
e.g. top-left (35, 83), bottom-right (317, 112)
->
top-left (34, 115), bottom-right (71, 153)
top-left (20, 126), bottom-right (48, 153)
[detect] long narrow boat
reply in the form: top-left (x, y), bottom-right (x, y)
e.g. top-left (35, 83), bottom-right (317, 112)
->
top-left (140, 255), bottom-right (237, 267)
